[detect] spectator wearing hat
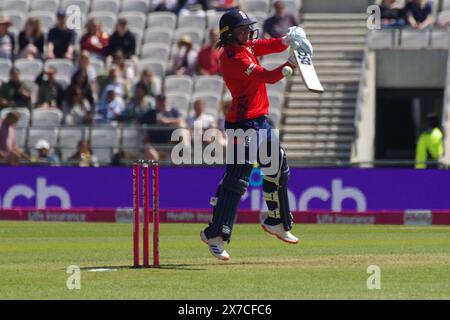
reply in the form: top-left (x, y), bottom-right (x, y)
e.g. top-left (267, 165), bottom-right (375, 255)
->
top-left (80, 18), bottom-right (110, 61)
top-left (47, 11), bottom-right (76, 59)
top-left (172, 35), bottom-right (198, 76)
top-left (197, 29), bottom-right (221, 76)
top-left (18, 17), bottom-right (45, 59)
top-left (31, 139), bottom-right (60, 164)
top-left (0, 111), bottom-right (29, 165)
top-left (35, 66), bottom-right (65, 109)
top-left (263, 0), bottom-right (300, 39)
top-left (0, 16), bottom-right (15, 61)
top-left (405, 0), bottom-right (434, 30)
top-left (108, 18), bottom-right (137, 60)
top-left (0, 68), bottom-right (32, 111)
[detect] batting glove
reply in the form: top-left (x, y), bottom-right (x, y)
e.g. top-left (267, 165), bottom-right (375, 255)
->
top-left (282, 26), bottom-right (314, 57)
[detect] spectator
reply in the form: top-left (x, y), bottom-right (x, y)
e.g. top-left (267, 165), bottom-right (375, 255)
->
top-left (69, 69), bottom-right (95, 106)
top-left (174, 0), bottom-right (210, 14)
top-left (0, 16), bottom-right (15, 61)
top-left (152, 0), bottom-right (178, 11)
top-left (69, 139), bottom-right (99, 167)
top-left (80, 18), bottom-right (110, 60)
top-left (187, 99), bottom-right (216, 130)
top-left (0, 111), bottom-right (29, 165)
top-left (110, 50), bottom-right (135, 94)
top-left (0, 68), bottom-right (32, 111)
top-left (415, 113), bottom-right (443, 169)
top-left (35, 66), bottom-right (65, 109)
top-left (95, 85), bottom-right (125, 123)
top-left (263, 0), bottom-right (300, 39)
top-left (149, 94), bottom-right (186, 144)
top-left (47, 11), bottom-right (76, 59)
top-left (97, 66), bottom-right (127, 102)
top-left (213, 0), bottom-right (235, 11)
top-left (380, 0), bottom-right (406, 28)
top-left (197, 29), bottom-right (221, 75)
top-left (437, 13), bottom-right (450, 28)
top-left (123, 83), bottom-right (155, 123)
top-left (108, 18), bottom-right (137, 60)
top-left (18, 17), bottom-right (45, 59)
top-left (63, 86), bottom-right (93, 125)
top-left (143, 143), bottom-right (160, 161)
top-left (404, 0), bottom-right (434, 30)
top-left (172, 35), bottom-right (198, 76)
top-left (73, 50), bottom-right (98, 101)
top-left (30, 139), bottom-right (60, 164)
top-left (136, 69), bottom-right (161, 98)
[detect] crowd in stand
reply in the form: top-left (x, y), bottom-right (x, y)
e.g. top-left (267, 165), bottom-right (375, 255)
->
top-left (380, 0), bottom-right (450, 29)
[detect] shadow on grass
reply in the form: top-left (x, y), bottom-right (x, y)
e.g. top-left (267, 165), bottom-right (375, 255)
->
top-left (79, 264), bottom-right (206, 271)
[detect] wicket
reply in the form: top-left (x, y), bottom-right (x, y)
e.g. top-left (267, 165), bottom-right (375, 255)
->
top-left (133, 160), bottom-right (160, 268)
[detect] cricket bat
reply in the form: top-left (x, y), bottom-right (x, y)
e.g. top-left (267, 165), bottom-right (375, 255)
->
top-left (293, 48), bottom-right (324, 93)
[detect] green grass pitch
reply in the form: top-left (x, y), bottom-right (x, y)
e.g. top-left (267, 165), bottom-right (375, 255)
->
top-left (0, 221), bottom-right (449, 299)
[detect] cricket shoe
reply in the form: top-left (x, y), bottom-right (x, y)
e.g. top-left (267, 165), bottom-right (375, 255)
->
top-left (261, 223), bottom-right (299, 244)
top-left (200, 230), bottom-right (230, 261)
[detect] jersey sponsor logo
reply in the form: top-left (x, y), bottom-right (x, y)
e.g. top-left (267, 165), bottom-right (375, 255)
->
top-left (245, 62), bottom-right (256, 75)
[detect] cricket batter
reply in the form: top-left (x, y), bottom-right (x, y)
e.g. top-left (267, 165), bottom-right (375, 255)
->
top-left (200, 8), bottom-right (313, 260)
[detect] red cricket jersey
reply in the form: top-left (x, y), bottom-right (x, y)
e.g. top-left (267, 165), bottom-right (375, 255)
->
top-left (219, 38), bottom-right (291, 123)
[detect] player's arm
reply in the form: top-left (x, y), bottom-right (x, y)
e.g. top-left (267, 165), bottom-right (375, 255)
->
top-left (251, 38), bottom-right (288, 56)
top-left (230, 53), bottom-right (295, 84)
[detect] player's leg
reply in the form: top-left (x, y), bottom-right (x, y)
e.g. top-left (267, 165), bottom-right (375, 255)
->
top-left (201, 162), bottom-right (254, 260)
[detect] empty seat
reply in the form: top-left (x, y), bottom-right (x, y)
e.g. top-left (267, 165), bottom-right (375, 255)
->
top-left (32, 109), bottom-right (63, 127)
top-left (14, 59), bottom-right (43, 80)
top-left (3, 0), bottom-right (29, 12)
top-left (30, 0), bottom-right (60, 12)
top-left (137, 58), bottom-right (166, 78)
top-left (206, 11), bottom-right (221, 30)
top-left (147, 12), bottom-right (177, 29)
top-left (368, 29), bottom-right (396, 49)
top-left (178, 13), bottom-right (207, 29)
top-left (14, 127), bottom-right (28, 149)
top-left (430, 29), bottom-right (450, 49)
top-left (90, 126), bottom-right (119, 163)
top-left (119, 12), bottom-right (147, 32)
top-left (27, 127), bottom-right (58, 150)
top-left (166, 93), bottom-right (191, 117)
top-left (89, 58), bottom-right (105, 76)
top-left (90, 0), bottom-right (119, 13)
top-left (243, 0), bottom-right (269, 13)
top-left (121, 0), bottom-right (149, 13)
top-left (58, 126), bottom-right (86, 148)
top-left (174, 27), bottom-right (205, 47)
top-left (45, 59), bottom-right (74, 78)
top-left (22, 80), bottom-right (39, 104)
top-left (0, 59), bottom-right (12, 82)
top-left (400, 29), bottom-right (429, 49)
top-left (144, 28), bottom-right (173, 46)
top-left (283, 0), bottom-right (302, 15)
top-left (194, 76), bottom-right (224, 95)
top-left (191, 93), bottom-right (221, 118)
top-left (89, 11), bottom-right (117, 34)
top-left (164, 75), bottom-right (194, 95)
top-left (121, 127), bottom-right (141, 148)
top-left (140, 43), bottom-right (170, 60)
top-left (0, 107), bottom-right (31, 127)
top-left (29, 11), bottom-right (56, 33)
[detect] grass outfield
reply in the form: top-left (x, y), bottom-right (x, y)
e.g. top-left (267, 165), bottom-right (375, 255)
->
top-left (0, 221), bottom-right (449, 299)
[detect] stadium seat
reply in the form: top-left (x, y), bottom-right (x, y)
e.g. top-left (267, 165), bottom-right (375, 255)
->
top-left (0, 107), bottom-right (31, 127)
top-left (0, 59), bottom-right (12, 83)
top-left (32, 109), bottom-right (63, 127)
top-left (400, 29), bottom-right (429, 49)
top-left (368, 29), bottom-right (397, 49)
top-left (14, 59), bottom-right (43, 81)
top-left (2, 11), bottom-right (26, 30)
top-left (174, 27), bottom-right (205, 47)
top-left (164, 75), bottom-right (194, 95)
top-left (283, 0), bottom-right (302, 15)
top-left (23, 80), bottom-right (39, 104)
top-left (147, 12), bottom-right (177, 30)
top-left (3, 0), bottom-right (29, 12)
top-left (90, 0), bottom-right (119, 14)
top-left (242, 0), bottom-right (270, 13)
top-left (30, 0), bottom-right (60, 12)
top-left (89, 11), bottom-right (117, 34)
top-left (27, 127), bottom-right (58, 151)
top-left (89, 58), bottom-right (106, 76)
top-left (247, 11), bottom-right (267, 30)
top-left (14, 127), bottom-right (28, 149)
top-left (191, 93), bottom-right (221, 118)
top-left (29, 11), bottom-right (56, 33)
top-left (166, 93), bottom-right (191, 118)
top-left (57, 126), bottom-right (86, 159)
top-left (120, 0), bottom-right (149, 14)
top-left (121, 127), bottom-right (141, 148)
top-left (268, 92), bottom-right (284, 114)
top-left (442, 0), bottom-right (450, 10)
top-left (140, 43), bottom-right (170, 61)
top-left (194, 76), bottom-right (224, 95)
top-left (177, 13), bottom-right (207, 29)
top-left (119, 12), bottom-right (147, 32)
top-left (430, 29), bottom-right (450, 49)
top-left (144, 28), bottom-right (173, 46)
top-left (206, 11), bottom-right (221, 30)
top-left (137, 58), bottom-right (166, 78)
top-left (89, 126), bottom-right (120, 163)
top-left (61, 0), bottom-right (90, 15)
top-left (45, 59), bottom-right (74, 79)
top-left (267, 78), bottom-right (287, 94)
